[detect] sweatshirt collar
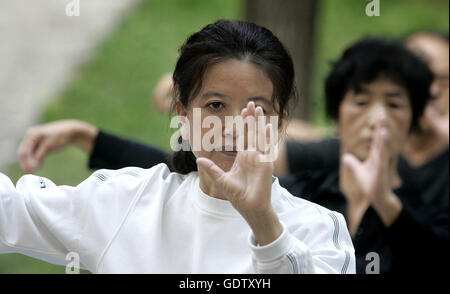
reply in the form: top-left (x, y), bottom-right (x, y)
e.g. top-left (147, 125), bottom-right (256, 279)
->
top-left (191, 173), bottom-right (280, 218)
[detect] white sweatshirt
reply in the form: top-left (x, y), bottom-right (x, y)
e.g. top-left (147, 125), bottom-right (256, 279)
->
top-left (0, 163), bottom-right (355, 274)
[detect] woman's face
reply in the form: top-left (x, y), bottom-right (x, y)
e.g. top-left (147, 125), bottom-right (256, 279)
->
top-left (334, 76), bottom-right (412, 162)
top-left (177, 59), bottom-right (276, 172)
top-left (405, 34), bottom-right (449, 113)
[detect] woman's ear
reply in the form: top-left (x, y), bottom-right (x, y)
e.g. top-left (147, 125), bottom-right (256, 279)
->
top-left (277, 110), bottom-right (289, 132)
top-left (176, 102), bottom-right (190, 140)
top-left (176, 102), bottom-right (187, 117)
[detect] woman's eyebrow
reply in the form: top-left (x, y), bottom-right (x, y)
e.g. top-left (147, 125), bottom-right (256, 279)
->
top-left (384, 90), bottom-right (407, 98)
top-left (353, 85), bottom-right (370, 95)
top-left (247, 96), bottom-right (272, 105)
top-left (201, 92), bottom-right (271, 105)
top-left (201, 91), bottom-right (230, 99)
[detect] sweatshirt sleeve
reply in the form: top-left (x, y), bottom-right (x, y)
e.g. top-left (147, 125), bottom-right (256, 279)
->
top-left (88, 130), bottom-right (171, 170)
top-left (248, 212), bottom-right (355, 274)
top-left (0, 168), bottom-right (146, 272)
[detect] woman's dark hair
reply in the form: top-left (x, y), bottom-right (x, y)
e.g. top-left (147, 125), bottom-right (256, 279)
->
top-left (170, 19), bottom-right (297, 174)
top-left (325, 38), bottom-right (434, 131)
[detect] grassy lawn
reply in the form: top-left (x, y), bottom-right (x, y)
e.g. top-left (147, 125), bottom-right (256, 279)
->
top-left (1, 0), bottom-right (448, 273)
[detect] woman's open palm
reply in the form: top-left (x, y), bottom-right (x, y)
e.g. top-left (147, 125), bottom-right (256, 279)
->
top-left (196, 101), bottom-right (275, 216)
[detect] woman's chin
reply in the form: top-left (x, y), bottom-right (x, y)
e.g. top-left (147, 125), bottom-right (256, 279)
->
top-left (215, 153), bottom-right (236, 171)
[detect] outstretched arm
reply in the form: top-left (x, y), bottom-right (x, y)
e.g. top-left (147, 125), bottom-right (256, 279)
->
top-left (0, 168), bottom-right (145, 272)
top-left (17, 120), bottom-right (171, 173)
top-left (88, 130), bottom-right (171, 170)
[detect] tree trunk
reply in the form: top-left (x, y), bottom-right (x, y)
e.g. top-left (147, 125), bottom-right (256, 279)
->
top-left (245, 0), bottom-right (319, 120)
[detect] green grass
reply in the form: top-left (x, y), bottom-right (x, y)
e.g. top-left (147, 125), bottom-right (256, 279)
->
top-left (1, 0), bottom-right (448, 273)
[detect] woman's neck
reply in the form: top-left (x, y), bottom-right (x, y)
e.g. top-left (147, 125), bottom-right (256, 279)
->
top-left (198, 170), bottom-right (228, 200)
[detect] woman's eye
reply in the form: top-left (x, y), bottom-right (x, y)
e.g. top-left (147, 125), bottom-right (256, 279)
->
top-left (355, 100), bottom-right (368, 106)
top-left (207, 102), bottom-right (224, 111)
top-left (353, 93), bottom-right (369, 107)
top-left (388, 103), bottom-right (400, 109)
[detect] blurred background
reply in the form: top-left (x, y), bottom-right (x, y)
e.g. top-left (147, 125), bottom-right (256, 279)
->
top-left (0, 0), bottom-right (448, 273)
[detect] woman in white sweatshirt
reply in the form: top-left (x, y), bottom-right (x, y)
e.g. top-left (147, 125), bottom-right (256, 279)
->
top-left (0, 20), bottom-right (355, 274)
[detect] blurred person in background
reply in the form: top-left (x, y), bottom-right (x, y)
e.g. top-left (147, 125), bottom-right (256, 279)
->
top-left (404, 32), bottom-right (449, 145)
top-left (280, 38), bottom-right (448, 273)
top-left (280, 32), bottom-right (449, 273)
top-left (281, 32), bottom-right (449, 220)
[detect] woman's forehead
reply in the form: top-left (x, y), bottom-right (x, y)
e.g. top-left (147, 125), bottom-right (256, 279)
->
top-left (200, 59), bottom-right (274, 98)
top-left (349, 75), bottom-right (410, 97)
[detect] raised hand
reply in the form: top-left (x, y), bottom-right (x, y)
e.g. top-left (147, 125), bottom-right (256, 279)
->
top-left (152, 72), bottom-right (174, 114)
top-left (196, 101), bottom-right (282, 245)
top-left (17, 120), bottom-right (98, 173)
top-left (340, 112), bottom-right (402, 236)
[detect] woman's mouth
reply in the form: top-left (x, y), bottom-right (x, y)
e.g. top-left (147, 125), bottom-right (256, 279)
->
top-left (362, 138), bottom-right (372, 146)
top-left (218, 146), bottom-right (238, 158)
top-left (220, 150), bottom-right (238, 157)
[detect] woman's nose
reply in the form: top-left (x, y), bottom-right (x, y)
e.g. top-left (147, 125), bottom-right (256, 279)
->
top-left (223, 112), bottom-right (240, 138)
top-left (368, 105), bottom-right (387, 128)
